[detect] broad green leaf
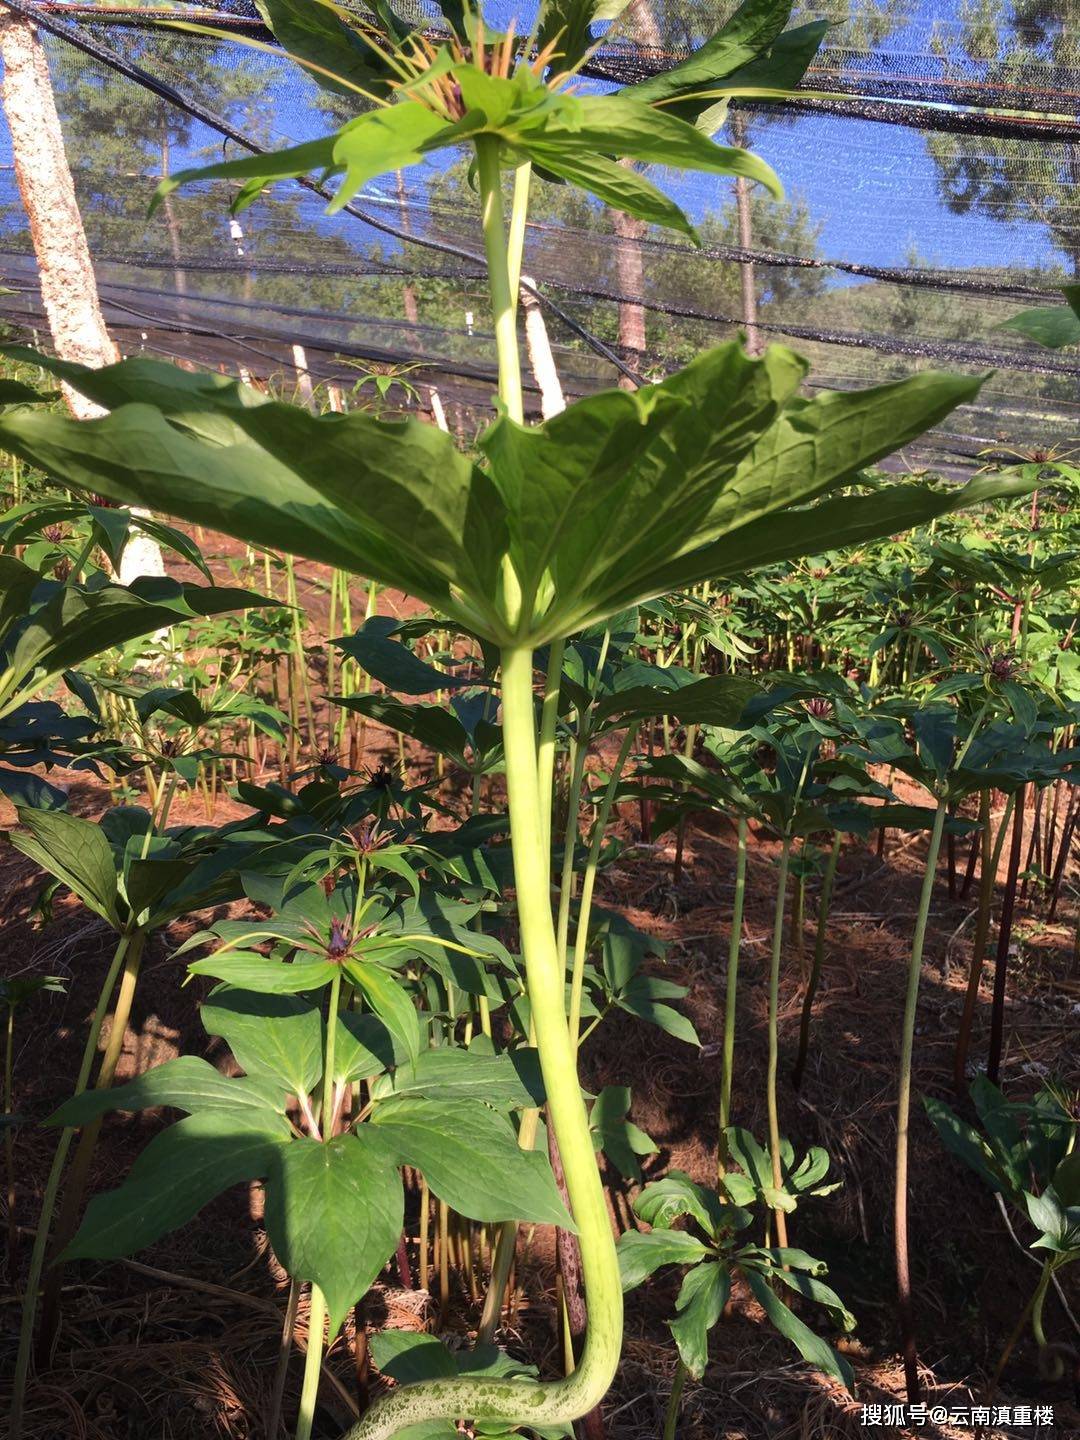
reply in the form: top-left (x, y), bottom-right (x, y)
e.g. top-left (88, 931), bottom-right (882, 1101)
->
top-left (999, 286), bottom-right (1080, 349)
top-left (669, 1260), bottom-right (730, 1378)
top-left (371, 1330), bottom-right (459, 1384)
top-left (743, 1268), bottom-right (853, 1388)
top-left (188, 951), bottom-right (337, 994)
top-left (64, 1112), bottom-right (289, 1260)
top-left (335, 695), bottom-right (474, 770)
top-left (525, 145), bottom-right (700, 239)
top-left (375, 1046), bottom-right (542, 1108)
top-left (615, 977), bottom-right (700, 1047)
top-left (0, 346), bottom-right (1018, 652)
top-left (0, 392), bottom-right (507, 640)
top-left (528, 96), bottom-right (782, 199)
top-left (0, 556), bottom-right (273, 720)
top-left (617, 1228), bottom-right (711, 1289)
top-left (200, 988), bottom-right (324, 1100)
top-left (47, 1055), bottom-right (289, 1131)
top-left (633, 1170), bottom-right (725, 1238)
top-left (479, 342), bottom-right (803, 636)
top-left (372, 1095), bottom-right (571, 1227)
top-left (10, 808), bottom-right (118, 926)
top-left (264, 1130), bottom-right (403, 1335)
top-left (768, 1264), bottom-right (856, 1334)
top-left (656, 471), bottom-right (1036, 594)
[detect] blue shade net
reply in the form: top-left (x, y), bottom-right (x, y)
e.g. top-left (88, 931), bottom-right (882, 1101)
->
top-left (0, 0), bottom-right (1077, 466)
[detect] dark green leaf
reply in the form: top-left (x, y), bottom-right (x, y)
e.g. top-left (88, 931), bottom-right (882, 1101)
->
top-left (372, 1096), bottom-right (571, 1227)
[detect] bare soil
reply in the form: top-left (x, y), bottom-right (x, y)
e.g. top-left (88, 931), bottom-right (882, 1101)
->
top-left (1, 548), bottom-right (1077, 1438)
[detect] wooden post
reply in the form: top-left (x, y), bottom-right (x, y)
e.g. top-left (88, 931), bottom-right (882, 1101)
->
top-left (520, 275), bottom-right (565, 420)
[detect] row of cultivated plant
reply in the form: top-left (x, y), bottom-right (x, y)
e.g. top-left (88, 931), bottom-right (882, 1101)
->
top-left (1, 1), bottom-right (1077, 1437)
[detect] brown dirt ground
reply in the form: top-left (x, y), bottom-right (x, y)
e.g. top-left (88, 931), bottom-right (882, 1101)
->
top-left (0, 546), bottom-right (1078, 1439)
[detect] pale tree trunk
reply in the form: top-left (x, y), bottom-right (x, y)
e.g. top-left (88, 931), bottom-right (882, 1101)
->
top-left (608, 0), bottom-right (661, 391)
top-left (0, 11), bottom-right (164, 584)
top-left (611, 204), bottom-right (647, 390)
top-left (732, 113), bottom-right (762, 355)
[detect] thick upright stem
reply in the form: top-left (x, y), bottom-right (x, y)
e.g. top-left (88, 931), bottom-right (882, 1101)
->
top-left (765, 837), bottom-right (792, 1247)
top-left (718, 815), bottom-right (748, 1171)
top-left (340, 648), bottom-right (622, 1437)
top-left (297, 1285), bottom-right (327, 1440)
top-left (895, 800), bottom-right (947, 1405)
top-left (476, 138), bottom-right (523, 425)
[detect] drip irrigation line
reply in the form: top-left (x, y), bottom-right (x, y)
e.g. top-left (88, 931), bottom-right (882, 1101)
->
top-left (0, 0), bottom-right (644, 387)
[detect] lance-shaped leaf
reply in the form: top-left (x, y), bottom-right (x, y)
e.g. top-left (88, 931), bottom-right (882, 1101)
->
top-left (0, 373), bottom-right (507, 640)
top-left (669, 1260), bottom-right (730, 1378)
top-left (537, 0), bottom-right (630, 70)
top-left (0, 555), bottom-right (273, 720)
top-left (617, 1228), bottom-right (711, 1289)
top-left (264, 1130), bottom-right (404, 1336)
top-left (334, 614), bottom-right (478, 694)
top-left (251, 0), bottom-right (400, 99)
top-left (10, 808), bottom-right (119, 926)
top-left (187, 950), bottom-right (338, 994)
top-left (47, 1055), bottom-right (289, 1131)
top-left (743, 1268), bottom-right (853, 1388)
top-left (999, 285), bottom-right (1080, 350)
top-left (623, 0), bottom-right (808, 108)
top-left (0, 345), bottom-right (1023, 650)
top-left (63, 1112), bottom-right (290, 1260)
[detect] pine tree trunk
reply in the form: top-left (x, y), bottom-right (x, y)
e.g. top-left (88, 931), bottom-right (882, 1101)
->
top-left (0, 10), bottom-right (164, 586)
top-left (611, 205), bottom-right (647, 390)
top-left (0, 10), bottom-right (117, 405)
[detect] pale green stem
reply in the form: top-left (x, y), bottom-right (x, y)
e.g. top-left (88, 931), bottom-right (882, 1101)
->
top-left (476, 138), bottom-right (523, 425)
top-left (718, 815), bottom-right (748, 1173)
top-left (895, 798), bottom-right (948, 1400)
top-left (765, 836), bottom-right (792, 1247)
top-left (297, 1285), bottom-right (327, 1440)
top-left (341, 648), bottom-right (622, 1436)
top-left (9, 930), bottom-right (135, 1439)
top-left (555, 735), bottom-right (588, 971)
top-left (568, 727), bottom-right (635, 1057)
top-left (538, 638), bottom-right (566, 867)
top-left (662, 1358), bottom-right (687, 1440)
